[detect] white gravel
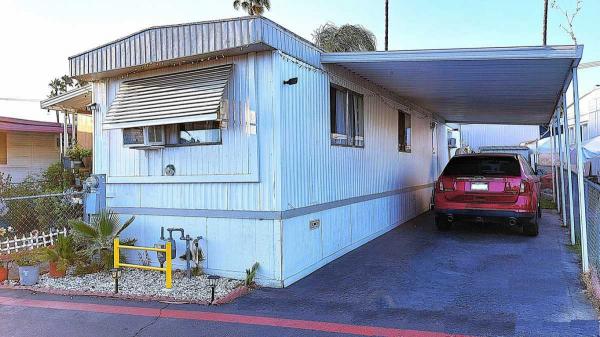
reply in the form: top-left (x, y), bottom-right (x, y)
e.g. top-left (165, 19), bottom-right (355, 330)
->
top-left (34, 269), bottom-right (243, 303)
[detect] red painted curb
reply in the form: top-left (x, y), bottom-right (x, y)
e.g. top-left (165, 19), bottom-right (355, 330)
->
top-left (0, 295), bottom-right (476, 337)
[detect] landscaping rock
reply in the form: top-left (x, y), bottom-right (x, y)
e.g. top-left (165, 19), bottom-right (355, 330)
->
top-left (34, 269), bottom-right (243, 303)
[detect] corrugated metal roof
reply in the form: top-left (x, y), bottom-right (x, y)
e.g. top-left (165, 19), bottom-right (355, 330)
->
top-left (321, 45), bottom-right (583, 125)
top-left (104, 64), bottom-right (232, 129)
top-left (68, 16), bottom-right (321, 80)
top-left (0, 116), bottom-right (65, 133)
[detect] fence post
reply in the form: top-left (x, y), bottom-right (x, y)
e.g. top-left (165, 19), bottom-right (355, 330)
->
top-left (165, 240), bottom-right (172, 289)
top-left (113, 237), bottom-right (120, 269)
top-left (572, 67), bottom-right (589, 273)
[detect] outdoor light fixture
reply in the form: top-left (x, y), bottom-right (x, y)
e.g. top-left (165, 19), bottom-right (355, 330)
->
top-left (283, 77), bottom-right (298, 85)
top-left (207, 275), bottom-right (220, 304)
top-left (110, 268), bottom-right (122, 293)
top-left (86, 103), bottom-right (98, 113)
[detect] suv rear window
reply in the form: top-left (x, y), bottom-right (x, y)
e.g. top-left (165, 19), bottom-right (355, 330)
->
top-left (443, 156), bottom-right (521, 177)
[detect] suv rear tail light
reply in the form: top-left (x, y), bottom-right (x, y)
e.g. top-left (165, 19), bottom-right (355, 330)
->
top-left (439, 179), bottom-right (456, 192)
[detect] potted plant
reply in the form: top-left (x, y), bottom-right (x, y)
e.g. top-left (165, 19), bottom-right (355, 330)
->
top-left (65, 144), bottom-right (89, 169)
top-left (0, 227), bottom-right (10, 282)
top-left (46, 235), bottom-right (75, 278)
top-left (14, 249), bottom-right (45, 286)
top-left (80, 148), bottom-right (92, 169)
top-left (0, 255), bottom-right (9, 282)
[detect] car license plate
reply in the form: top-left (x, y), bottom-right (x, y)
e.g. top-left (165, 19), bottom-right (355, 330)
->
top-left (471, 182), bottom-right (488, 191)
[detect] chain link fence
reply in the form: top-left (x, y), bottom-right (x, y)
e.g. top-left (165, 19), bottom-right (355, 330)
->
top-left (0, 173), bottom-right (84, 246)
top-left (0, 192), bottom-right (84, 236)
top-left (560, 169), bottom-right (600, 280)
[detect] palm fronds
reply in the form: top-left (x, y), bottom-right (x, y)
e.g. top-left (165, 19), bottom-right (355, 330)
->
top-left (313, 23), bottom-right (377, 52)
top-left (233, 0), bottom-right (270, 16)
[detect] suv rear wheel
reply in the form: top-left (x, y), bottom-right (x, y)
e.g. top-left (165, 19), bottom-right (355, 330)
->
top-left (435, 215), bottom-right (452, 231)
top-left (523, 214), bottom-right (539, 236)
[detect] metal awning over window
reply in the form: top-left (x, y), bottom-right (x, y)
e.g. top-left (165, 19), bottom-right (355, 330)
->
top-left (104, 64), bottom-right (232, 129)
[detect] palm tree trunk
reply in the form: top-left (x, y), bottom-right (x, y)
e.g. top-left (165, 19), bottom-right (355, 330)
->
top-left (385, 0), bottom-right (389, 51)
top-left (543, 0), bottom-right (548, 46)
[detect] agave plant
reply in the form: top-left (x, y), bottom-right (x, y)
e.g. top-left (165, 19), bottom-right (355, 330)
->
top-left (69, 210), bottom-right (135, 270)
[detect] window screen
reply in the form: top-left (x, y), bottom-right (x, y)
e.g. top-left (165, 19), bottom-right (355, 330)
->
top-left (443, 156), bottom-right (521, 177)
top-left (123, 127), bottom-right (144, 145)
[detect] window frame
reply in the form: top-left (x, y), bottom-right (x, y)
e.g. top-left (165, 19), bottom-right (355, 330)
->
top-left (329, 84), bottom-right (364, 148)
top-left (166, 121), bottom-right (223, 147)
top-left (398, 110), bottom-right (412, 153)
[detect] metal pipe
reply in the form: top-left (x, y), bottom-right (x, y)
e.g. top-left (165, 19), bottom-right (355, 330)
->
top-left (572, 67), bottom-right (589, 273)
top-left (556, 112), bottom-right (567, 225)
top-left (563, 93), bottom-right (576, 245)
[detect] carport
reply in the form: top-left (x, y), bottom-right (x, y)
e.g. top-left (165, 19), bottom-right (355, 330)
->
top-left (322, 45), bottom-right (587, 270)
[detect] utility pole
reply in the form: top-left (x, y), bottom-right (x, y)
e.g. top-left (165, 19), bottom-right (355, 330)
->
top-left (543, 0), bottom-right (548, 45)
top-left (385, 0), bottom-right (389, 51)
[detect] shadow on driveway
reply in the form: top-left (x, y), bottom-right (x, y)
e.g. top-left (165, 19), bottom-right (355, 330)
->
top-left (225, 210), bottom-right (599, 337)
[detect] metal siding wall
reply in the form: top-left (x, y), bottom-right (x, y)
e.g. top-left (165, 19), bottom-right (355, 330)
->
top-left (95, 51), bottom-right (277, 212)
top-left (460, 124), bottom-right (539, 151)
top-left (117, 214), bottom-right (281, 287)
top-left (279, 54), bottom-right (436, 208)
top-left (277, 53), bottom-right (438, 282)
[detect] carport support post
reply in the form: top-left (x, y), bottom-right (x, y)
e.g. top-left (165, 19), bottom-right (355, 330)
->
top-left (563, 93), bottom-right (576, 245)
top-left (572, 67), bottom-right (589, 273)
top-left (550, 123), bottom-right (557, 205)
top-left (556, 112), bottom-right (567, 225)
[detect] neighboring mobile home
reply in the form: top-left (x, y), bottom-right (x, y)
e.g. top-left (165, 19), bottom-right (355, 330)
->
top-left (460, 124), bottom-right (540, 152)
top-left (565, 86), bottom-right (600, 175)
top-left (0, 117), bottom-right (63, 182)
top-left (47, 16), bottom-right (581, 287)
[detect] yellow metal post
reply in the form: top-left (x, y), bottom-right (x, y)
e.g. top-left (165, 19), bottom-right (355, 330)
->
top-left (165, 241), bottom-right (172, 289)
top-left (113, 237), bottom-right (120, 268)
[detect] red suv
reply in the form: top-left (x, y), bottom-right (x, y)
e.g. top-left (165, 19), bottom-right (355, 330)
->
top-left (434, 153), bottom-right (541, 236)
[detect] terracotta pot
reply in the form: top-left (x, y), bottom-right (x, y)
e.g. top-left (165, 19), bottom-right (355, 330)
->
top-left (49, 262), bottom-right (66, 278)
top-left (0, 267), bottom-right (8, 282)
top-left (82, 156), bottom-right (92, 169)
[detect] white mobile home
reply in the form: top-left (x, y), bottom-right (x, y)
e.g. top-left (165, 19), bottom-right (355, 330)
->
top-left (48, 17), bottom-right (581, 287)
top-left (460, 124), bottom-right (540, 152)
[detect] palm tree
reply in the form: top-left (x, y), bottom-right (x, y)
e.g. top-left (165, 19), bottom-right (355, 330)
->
top-left (70, 210), bottom-right (135, 269)
top-left (233, 0), bottom-right (271, 16)
top-left (313, 23), bottom-right (377, 52)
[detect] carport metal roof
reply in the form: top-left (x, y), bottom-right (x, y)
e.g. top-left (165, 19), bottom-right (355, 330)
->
top-left (321, 45), bottom-right (583, 125)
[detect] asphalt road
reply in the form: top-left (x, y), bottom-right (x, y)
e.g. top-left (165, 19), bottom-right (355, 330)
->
top-left (0, 210), bottom-right (597, 337)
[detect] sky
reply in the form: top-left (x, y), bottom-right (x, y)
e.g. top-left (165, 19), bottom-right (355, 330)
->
top-left (0, 0), bottom-right (598, 115)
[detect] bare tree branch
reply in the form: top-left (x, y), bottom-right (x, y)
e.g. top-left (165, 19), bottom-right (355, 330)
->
top-left (551, 0), bottom-right (583, 44)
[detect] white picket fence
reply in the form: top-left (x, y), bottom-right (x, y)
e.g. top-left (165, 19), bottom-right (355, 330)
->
top-left (0, 227), bottom-right (68, 254)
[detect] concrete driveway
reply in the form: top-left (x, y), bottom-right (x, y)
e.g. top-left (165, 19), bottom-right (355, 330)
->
top-left (0, 211), bottom-right (597, 337)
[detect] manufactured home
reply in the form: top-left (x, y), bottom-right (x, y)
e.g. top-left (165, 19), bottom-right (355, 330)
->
top-left (44, 16), bottom-right (582, 287)
top-left (0, 117), bottom-right (63, 182)
top-left (460, 124), bottom-right (540, 152)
